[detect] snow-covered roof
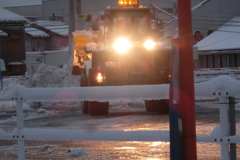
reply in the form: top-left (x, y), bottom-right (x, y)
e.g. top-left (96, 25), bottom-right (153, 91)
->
top-left (34, 21), bottom-right (68, 36)
top-left (0, 7), bottom-right (28, 22)
top-left (195, 17), bottom-right (240, 51)
top-left (0, 0), bottom-right (42, 7)
top-left (25, 27), bottom-right (49, 37)
top-left (0, 30), bottom-right (8, 37)
top-left (192, 0), bottom-right (209, 11)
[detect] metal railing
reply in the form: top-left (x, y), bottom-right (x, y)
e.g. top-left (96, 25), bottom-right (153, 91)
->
top-left (194, 67), bottom-right (240, 82)
top-left (0, 75), bottom-right (240, 160)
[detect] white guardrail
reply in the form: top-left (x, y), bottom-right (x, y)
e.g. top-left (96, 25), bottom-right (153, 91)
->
top-left (0, 75), bottom-right (240, 160)
top-left (194, 67), bottom-right (240, 82)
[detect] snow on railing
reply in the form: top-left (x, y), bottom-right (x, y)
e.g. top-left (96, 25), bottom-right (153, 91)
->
top-left (195, 67), bottom-right (240, 82)
top-left (0, 75), bottom-right (240, 160)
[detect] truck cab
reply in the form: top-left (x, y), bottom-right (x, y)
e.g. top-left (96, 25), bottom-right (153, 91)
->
top-left (83, 6), bottom-right (169, 86)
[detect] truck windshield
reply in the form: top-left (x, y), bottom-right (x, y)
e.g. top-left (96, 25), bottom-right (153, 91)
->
top-left (105, 10), bottom-right (151, 41)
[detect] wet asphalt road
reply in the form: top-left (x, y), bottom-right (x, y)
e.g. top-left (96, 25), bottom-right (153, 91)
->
top-left (1, 102), bottom-right (240, 159)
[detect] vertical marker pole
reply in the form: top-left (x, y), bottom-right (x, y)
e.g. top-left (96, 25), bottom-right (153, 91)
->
top-left (229, 97), bottom-right (236, 160)
top-left (178, 0), bottom-right (197, 159)
top-left (17, 100), bottom-right (25, 160)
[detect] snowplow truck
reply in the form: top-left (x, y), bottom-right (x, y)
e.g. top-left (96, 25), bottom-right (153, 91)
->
top-left (72, 0), bottom-right (170, 116)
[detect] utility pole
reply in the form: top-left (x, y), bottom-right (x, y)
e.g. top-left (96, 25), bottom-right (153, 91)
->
top-left (68, 0), bottom-right (76, 61)
top-left (178, 0), bottom-right (197, 159)
top-left (75, 0), bottom-right (85, 30)
top-left (76, 0), bottom-right (81, 14)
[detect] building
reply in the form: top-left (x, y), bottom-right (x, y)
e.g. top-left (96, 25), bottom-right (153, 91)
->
top-left (159, 0), bottom-right (240, 69)
top-left (0, 7), bottom-right (28, 76)
top-left (25, 27), bottom-right (49, 52)
top-left (30, 20), bottom-right (68, 51)
top-left (195, 17), bottom-right (240, 68)
top-left (0, 0), bottom-right (42, 21)
top-left (2, 0), bottom-right (240, 70)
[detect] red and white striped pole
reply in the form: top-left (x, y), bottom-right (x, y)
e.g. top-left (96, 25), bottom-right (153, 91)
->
top-left (178, 0), bottom-right (197, 159)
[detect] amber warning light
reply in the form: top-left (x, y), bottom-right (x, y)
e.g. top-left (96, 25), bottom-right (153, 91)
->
top-left (118, 0), bottom-right (138, 6)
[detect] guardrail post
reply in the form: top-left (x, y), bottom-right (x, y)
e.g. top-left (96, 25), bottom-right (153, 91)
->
top-left (229, 97), bottom-right (236, 160)
top-left (16, 98), bottom-right (25, 160)
top-left (219, 94), bottom-right (230, 160)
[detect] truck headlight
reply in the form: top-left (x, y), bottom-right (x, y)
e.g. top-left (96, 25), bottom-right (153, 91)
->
top-left (143, 40), bottom-right (156, 50)
top-left (113, 38), bottom-right (131, 54)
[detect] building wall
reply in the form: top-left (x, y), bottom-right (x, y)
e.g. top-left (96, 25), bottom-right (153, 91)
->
top-left (31, 38), bottom-right (48, 51)
top-left (25, 36), bottom-right (48, 52)
top-left (1, 29), bottom-right (26, 76)
top-left (164, 0), bottom-right (240, 39)
top-left (25, 36), bottom-right (32, 52)
top-left (48, 35), bottom-right (68, 50)
top-left (42, 0), bottom-right (69, 23)
top-left (4, 5), bottom-right (42, 19)
top-left (197, 53), bottom-right (240, 68)
top-left (192, 0), bottom-right (240, 37)
top-left (41, 0), bottom-right (178, 24)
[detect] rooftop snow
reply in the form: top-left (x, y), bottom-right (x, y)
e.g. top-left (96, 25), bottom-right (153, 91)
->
top-left (25, 27), bottom-right (49, 37)
top-left (0, 30), bottom-right (8, 37)
top-left (34, 21), bottom-right (68, 36)
top-left (195, 17), bottom-right (240, 51)
top-left (0, 0), bottom-right (42, 7)
top-left (191, 0), bottom-right (209, 11)
top-left (0, 7), bottom-right (28, 22)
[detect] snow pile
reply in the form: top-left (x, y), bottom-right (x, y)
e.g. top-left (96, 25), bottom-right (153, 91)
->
top-left (195, 75), bottom-right (240, 98)
top-left (1, 108), bottom-right (57, 124)
top-left (71, 148), bottom-right (90, 157)
top-left (0, 63), bottom-right (80, 123)
top-left (26, 63), bottom-right (80, 88)
top-left (0, 101), bottom-right (30, 111)
top-left (1, 63), bottom-right (79, 93)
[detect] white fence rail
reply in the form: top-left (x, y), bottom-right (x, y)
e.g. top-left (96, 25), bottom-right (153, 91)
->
top-left (194, 67), bottom-right (240, 82)
top-left (0, 75), bottom-right (240, 160)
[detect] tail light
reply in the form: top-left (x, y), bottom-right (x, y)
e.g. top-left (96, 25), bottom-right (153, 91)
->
top-left (96, 72), bottom-right (104, 83)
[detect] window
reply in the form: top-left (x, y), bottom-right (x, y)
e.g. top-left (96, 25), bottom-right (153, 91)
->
top-left (207, 55), bottom-right (213, 68)
top-left (207, 30), bottom-right (213, 36)
top-left (237, 54), bottom-right (240, 67)
top-left (194, 31), bottom-right (203, 43)
top-left (221, 54), bottom-right (228, 67)
top-left (8, 64), bottom-right (25, 75)
top-left (229, 54), bottom-right (236, 67)
top-left (198, 55), bottom-right (207, 68)
top-left (214, 55), bottom-right (221, 68)
top-left (161, 8), bottom-right (173, 14)
top-left (8, 33), bottom-right (21, 39)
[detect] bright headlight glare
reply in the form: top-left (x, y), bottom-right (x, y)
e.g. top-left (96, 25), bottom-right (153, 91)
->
top-left (113, 38), bottom-right (131, 54)
top-left (144, 40), bottom-right (156, 50)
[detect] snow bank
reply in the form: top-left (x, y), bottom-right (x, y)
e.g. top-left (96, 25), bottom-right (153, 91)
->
top-left (195, 75), bottom-right (240, 98)
top-left (0, 64), bottom-right (80, 122)
top-left (29, 63), bottom-right (80, 88)
top-left (1, 63), bottom-right (80, 95)
top-left (71, 148), bottom-right (90, 157)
